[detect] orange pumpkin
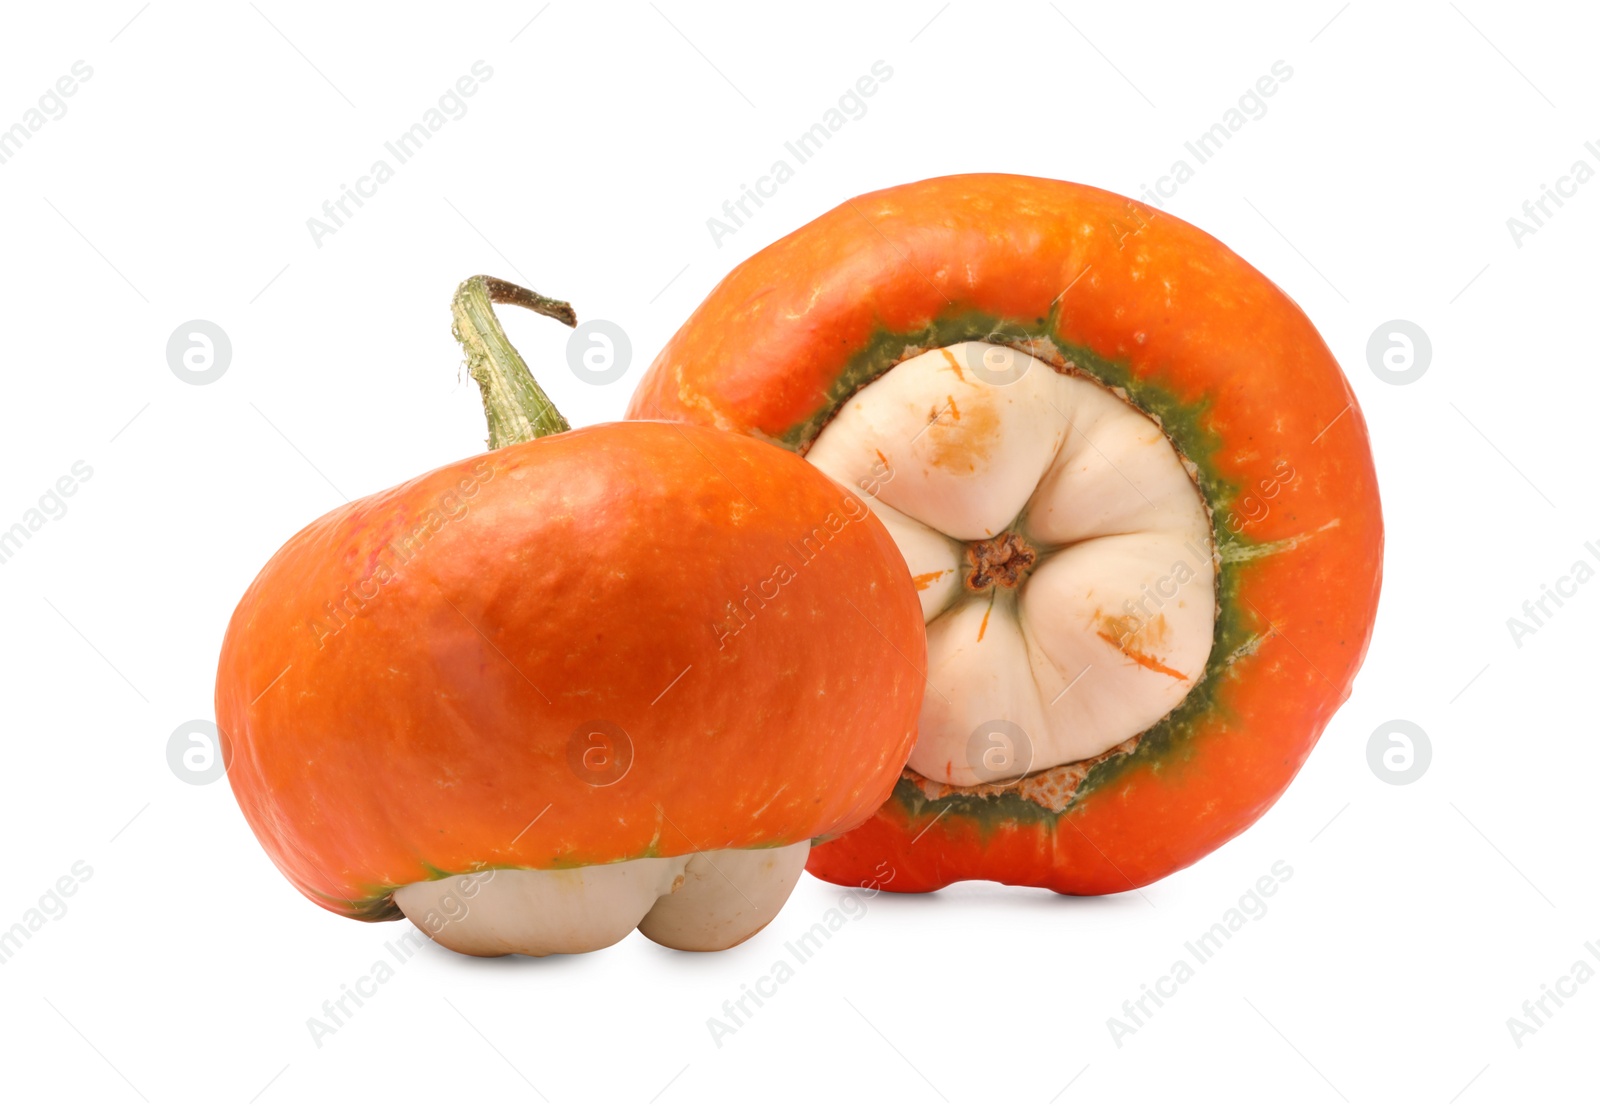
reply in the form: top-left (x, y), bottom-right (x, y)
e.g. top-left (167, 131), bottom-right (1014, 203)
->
top-left (629, 175), bottom-right (1383, 894)
top-left (215, 278), bottom-right (925, 953)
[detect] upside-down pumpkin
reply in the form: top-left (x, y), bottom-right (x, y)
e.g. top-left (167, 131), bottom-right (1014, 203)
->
top-left (629, 174), bottom-right (1383, 894)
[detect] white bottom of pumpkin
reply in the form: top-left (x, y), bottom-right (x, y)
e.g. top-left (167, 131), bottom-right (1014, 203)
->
top-left (806, 341), bottom-right (1217, 786)
top-left (392, 841), bottom-right (811, 957)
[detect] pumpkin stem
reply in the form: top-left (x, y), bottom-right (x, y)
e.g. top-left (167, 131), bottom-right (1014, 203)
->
top-left (451, 274), bottom-right (576, 447)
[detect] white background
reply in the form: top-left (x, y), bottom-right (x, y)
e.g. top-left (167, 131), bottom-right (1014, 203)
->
top-left (0, 2), bottom-right (1594, 1103)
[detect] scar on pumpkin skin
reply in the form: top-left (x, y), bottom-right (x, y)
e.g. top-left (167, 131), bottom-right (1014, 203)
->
top-left (977, 592), bottom-right (996, 642)
top-left (1096, 631), bottom-right (1189, 680)
top-left (939, 348), bottom-right (967, 382)
top-left (911, 569), bottom-right (949, 591)
top-left (1220, 519), bottom-right (1343, 564)
top-left (946, 396), bottom-right (961, 421)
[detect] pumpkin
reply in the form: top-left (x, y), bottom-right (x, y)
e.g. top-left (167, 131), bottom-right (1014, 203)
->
top-left (215, 277), bottom-right (925, 953)
top-left (628, 175), bottom-right (1383, 894)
